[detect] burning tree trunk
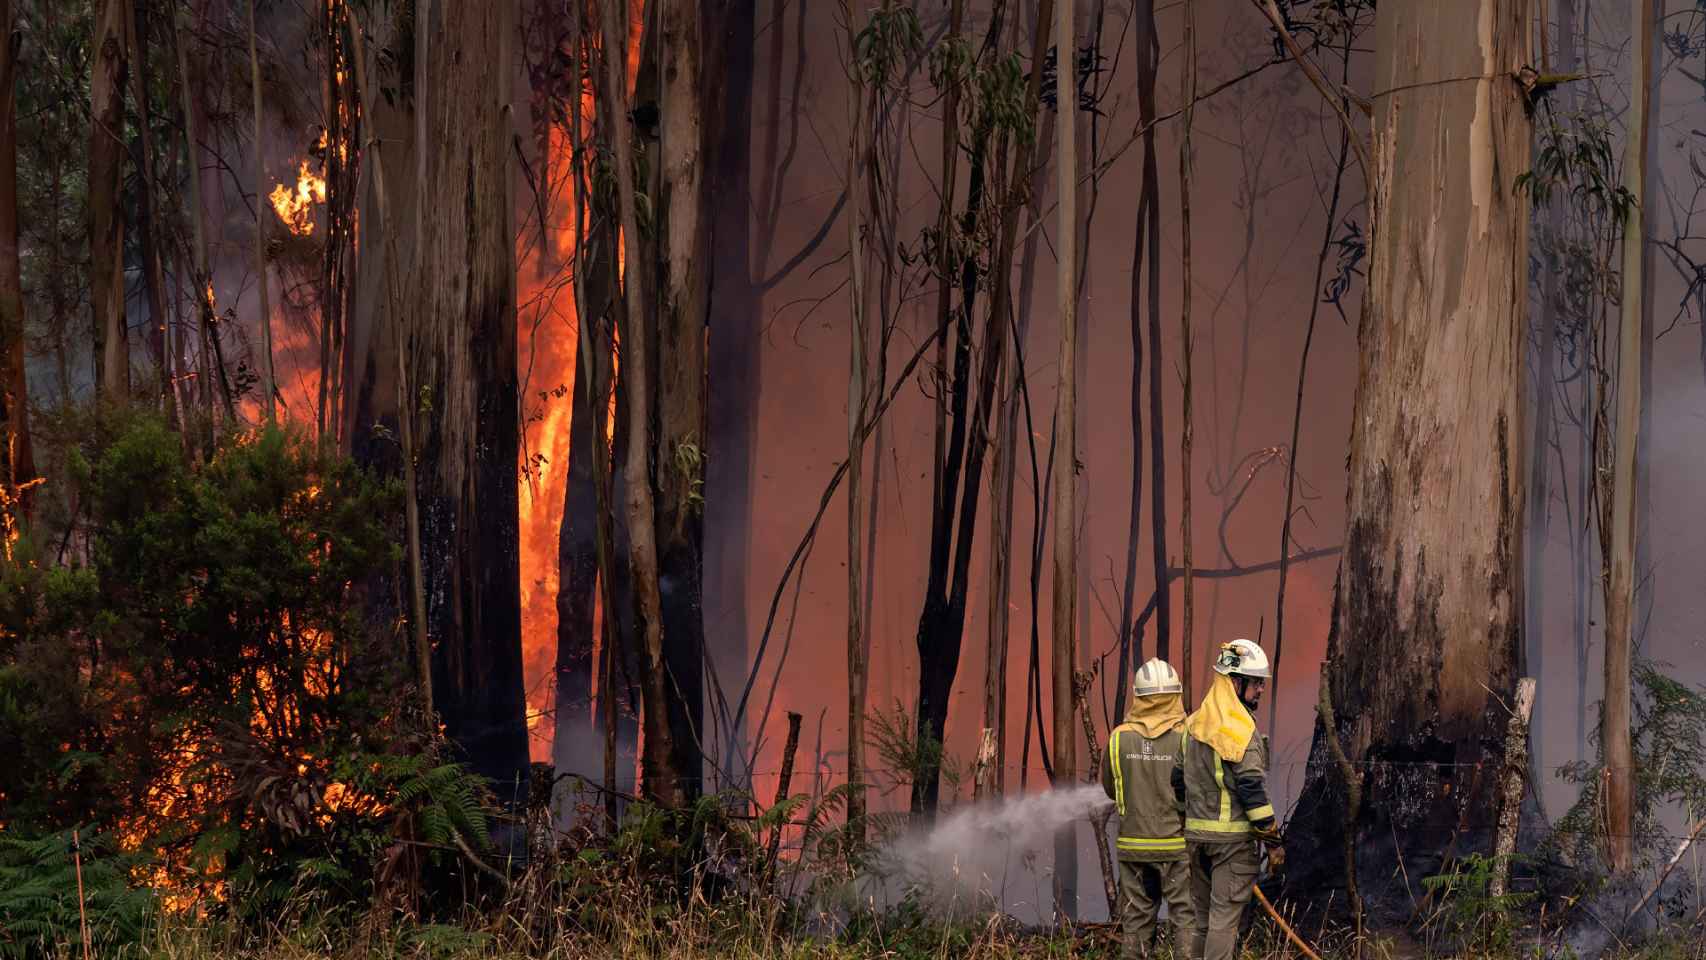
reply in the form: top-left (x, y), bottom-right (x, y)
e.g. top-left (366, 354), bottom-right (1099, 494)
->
top-left (1604, 0), bottom-right (1653, 875)
top-left (90, 0), bottom-right (128, 401)
top-left (175, 2), bottom-right (235, 423)
top-left (1052, 0), bottom-right (1078, 922)
top-left (408, 0), bottom-right (530, 795)
top-left (553, 239), bottom-right (614, 790)
top-left (1284, 0), bottom-right (1532, 911)
top-left (0, 0), bottom-right (32, 493)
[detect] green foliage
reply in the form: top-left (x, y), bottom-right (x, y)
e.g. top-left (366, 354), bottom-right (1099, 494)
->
top-left (345, 750), bottom-right (496, 854)
top-left (0, 414), bottom-right (478, 930)
top-left (865, 702), bottom-right (964, 803)
top-left (1418, 852), bottom-right (1533, 956)
top-left (673, 438), bottom-right (707, 516)
top-left (1553, 662), bottom-right (1706, 870)
top-left (1516, 111), bottom-right (1637, 225)
top-left (854, 6), bottom-right (923, 91)
top-left (0, 830), bottom-right (156, 960)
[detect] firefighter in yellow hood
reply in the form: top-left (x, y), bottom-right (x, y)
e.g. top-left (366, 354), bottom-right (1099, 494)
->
top-left (1100, 658), bottom-right (1195, 959)
top-left (1182, 638), bottom-right (1282, 960)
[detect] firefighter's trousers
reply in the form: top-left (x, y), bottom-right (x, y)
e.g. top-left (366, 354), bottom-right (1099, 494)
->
top-left (1117, 859), bottom-right (1193, 959)
top-left (1187, 839), bottom-right (1260, 960)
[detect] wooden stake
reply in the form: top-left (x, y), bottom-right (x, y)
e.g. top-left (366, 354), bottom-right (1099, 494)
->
top-left (1490, 677), bottom-right (1537, 899)
top-left (765, 711), bottom-right (803, 887)
top-left (72, 829), bottom-right (91, 960)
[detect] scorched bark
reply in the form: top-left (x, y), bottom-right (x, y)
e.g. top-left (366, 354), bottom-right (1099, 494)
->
top-left (1283, 0), bottom-right (1532, 917)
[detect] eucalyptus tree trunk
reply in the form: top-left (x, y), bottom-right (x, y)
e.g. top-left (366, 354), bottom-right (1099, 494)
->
top-left (843, 0), bottom-right (869, 837)
top-left (125, 0), bottom-right (176, 421)
top-left (983, 0), bottom-right (1052, 799)
top-left (1137, 0), bottom-right (1169, 661)
top-left (1528, 0), bottom-right (1580, 784)
top-left (654, 0), bottom-right (712, 804)
top-left (0, 0), bottom-right (33, 492)
top-left (248, 0), bottom-right (274, 420)
top-left (90, 0), bottom-right (128, 400)
top-left (704, 0), bottom-right (758, 787)
top-left (1603, 0), bottom-right (1653, 876)
top-left (1176, 0), bottom-right (1197, 685)
top-left (1051, 0), bottom-right (1078, 922)
top-left (1285, 0), bottom-right (1532, 909)
top-left (601, 0), bottom-right (683, 808)
top-left (408, 0), bottom-right (529, 794)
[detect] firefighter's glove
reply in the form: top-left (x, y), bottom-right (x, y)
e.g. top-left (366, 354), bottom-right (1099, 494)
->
top-left (1253, 823), bottom-right (1285, 872)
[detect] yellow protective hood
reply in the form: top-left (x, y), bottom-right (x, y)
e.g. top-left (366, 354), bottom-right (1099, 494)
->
top-left (1122, 691), bottom-right (1186, 738)
top-left (1186, 674), bottom-right (1257, 762)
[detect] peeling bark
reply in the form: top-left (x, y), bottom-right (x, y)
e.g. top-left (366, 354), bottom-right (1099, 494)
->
top-left (411, 0), bottom-right (530, 795)
top-left (1285, 0), bottom-right (1532, 917)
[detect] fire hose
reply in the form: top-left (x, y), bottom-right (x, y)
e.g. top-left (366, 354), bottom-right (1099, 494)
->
top-left (1253, 884), bottom-right (1324, 960)
top-left (1253, 840), bottom-right (1326, 960)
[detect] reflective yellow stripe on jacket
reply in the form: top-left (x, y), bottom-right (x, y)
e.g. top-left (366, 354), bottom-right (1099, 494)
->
top-left (1185, 738), bottom-right (1251, 834)
top-left (1109, 730), bottom-right (1125, 816)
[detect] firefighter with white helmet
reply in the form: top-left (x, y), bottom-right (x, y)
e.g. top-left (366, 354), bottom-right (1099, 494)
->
top-left (1100, 658), bottom-right (1195, 959)
top-left (1181, 638), bottom-right (1282, 960)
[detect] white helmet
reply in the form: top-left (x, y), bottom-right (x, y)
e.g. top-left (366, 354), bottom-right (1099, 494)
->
top-left (1213, 638), bottom-right (1271, 679)
top-left (1132, 658), bottom-right (1183, 697)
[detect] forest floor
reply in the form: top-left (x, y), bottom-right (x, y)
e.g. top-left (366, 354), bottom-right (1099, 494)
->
top-left (76, 918), bottom-right (1706, 960)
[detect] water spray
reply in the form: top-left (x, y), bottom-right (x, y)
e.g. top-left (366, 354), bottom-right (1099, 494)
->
top-left (873, 784), bottom-right (1114, 916)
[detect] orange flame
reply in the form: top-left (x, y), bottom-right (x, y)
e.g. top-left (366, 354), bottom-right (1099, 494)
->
top-left (269, 159), bottom-right (328, 236)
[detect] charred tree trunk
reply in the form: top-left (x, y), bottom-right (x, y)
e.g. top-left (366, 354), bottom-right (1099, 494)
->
top-left (1136, 0), bottom-right (1168, 661)
top-left (0, 0), bottom-right (33, 493)
top-left (1284, 0), bottom-right (1532, 917)
top-left (703, 0), bottom-right (757, 786)
top-left (910, 3), bottom-right (1020, 817)
top-left (553, 236), bottom-right (614, 790)
top-left (90, 0), bottom-right (129, 401)
top-left (409, 0), bottom-right (530, 797)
